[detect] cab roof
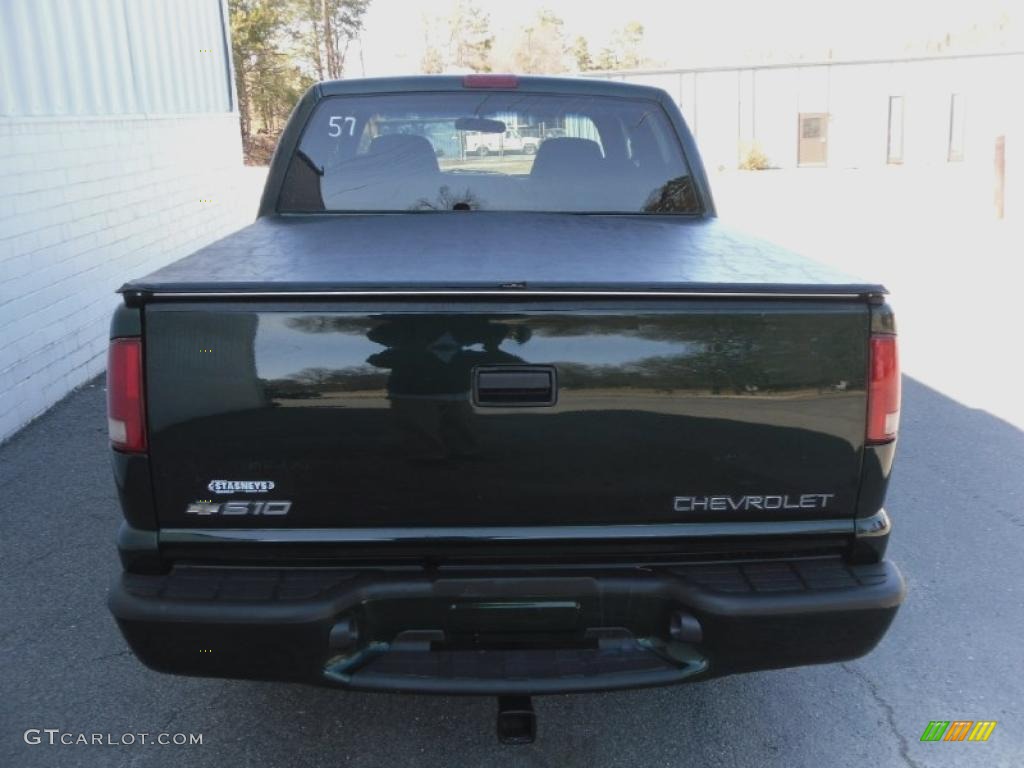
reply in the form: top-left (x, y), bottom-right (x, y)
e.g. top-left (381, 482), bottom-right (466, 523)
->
top-left (314, 74), bottom-right (672, 104)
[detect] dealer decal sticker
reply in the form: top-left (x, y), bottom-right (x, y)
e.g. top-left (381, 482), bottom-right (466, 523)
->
top-left (207, 479), bottom-right (275, 494)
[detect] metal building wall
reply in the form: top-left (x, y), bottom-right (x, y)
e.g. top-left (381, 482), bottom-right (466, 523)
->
top-left (587, 53), bottom-right (1024, 174)
top-left (0, 0), bottom-right (233, 117)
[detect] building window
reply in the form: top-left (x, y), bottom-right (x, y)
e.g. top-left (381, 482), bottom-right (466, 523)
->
top-left (948, 93), bottom-right (966, 162)
top-left (886, 96), bottom-right (904, 165)
top-left (797, 113), bottom-right (829, 166)
top-left (801, 116), bottom-right (823, 139)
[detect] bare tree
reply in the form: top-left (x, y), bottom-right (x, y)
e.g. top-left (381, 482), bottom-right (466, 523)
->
top-left (449, 0), bottom-right (493, 71)
top-left (571, 35), bottom-right (593, 72)
top-left (511, 10), bottom-right (568, 74)
top-left (321, 0), bottom-right (339, 77)
top-left (595, 21), bottom-right (648, 70)
top-left (421, 0), bottom-right (494, 73)
top-left (317, 0), bottom-right (369, 79)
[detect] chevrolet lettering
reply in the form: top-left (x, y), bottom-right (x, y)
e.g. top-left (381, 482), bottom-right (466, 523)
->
top-left (673, 494), bottom-right (836, 513)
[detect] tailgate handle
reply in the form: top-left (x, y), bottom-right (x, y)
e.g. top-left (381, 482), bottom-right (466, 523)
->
top-left (473, 366), bottom-right (557, 407)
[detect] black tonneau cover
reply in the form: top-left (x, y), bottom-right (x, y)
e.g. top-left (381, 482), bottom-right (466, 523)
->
top-left (122, 214), bottom-right (884, 296)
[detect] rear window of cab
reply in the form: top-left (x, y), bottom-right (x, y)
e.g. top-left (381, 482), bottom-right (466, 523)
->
top-left (278, 91), bottom-right (700, 214)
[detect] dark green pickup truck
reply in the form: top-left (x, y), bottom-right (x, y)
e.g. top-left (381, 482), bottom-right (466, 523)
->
top-left (106, 75), bottom-right (903, 742)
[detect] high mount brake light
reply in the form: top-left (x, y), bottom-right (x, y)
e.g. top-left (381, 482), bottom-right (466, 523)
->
top-left (463, 74), bottom-right (519, 89)
top-left (867, 335), bottom-right (900, 444)
top-left (107, 338), bottom-right (147, 453)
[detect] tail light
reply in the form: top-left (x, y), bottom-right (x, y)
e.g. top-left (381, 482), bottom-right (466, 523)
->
top-left (107, 338), bottom-right (147, 453)
top-left (867, 335), bottom-right (900, 444)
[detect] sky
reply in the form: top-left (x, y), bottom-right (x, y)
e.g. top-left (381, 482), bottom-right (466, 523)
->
top-left (354, 0), bottom-right (1021, 76)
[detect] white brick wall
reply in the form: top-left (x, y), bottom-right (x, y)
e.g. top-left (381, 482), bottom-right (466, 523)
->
top-left (0, 113), bottom-right (254, 442)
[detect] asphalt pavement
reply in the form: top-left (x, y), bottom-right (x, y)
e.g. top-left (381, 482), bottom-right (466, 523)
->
top-left (1, 374), bottom-right (1022, 767)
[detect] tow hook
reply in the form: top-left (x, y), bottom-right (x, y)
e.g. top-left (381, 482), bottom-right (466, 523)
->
top-left (497, 696), bottom-right (535, 745)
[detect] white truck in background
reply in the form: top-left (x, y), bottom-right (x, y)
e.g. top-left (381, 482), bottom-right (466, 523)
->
top-left (464, 128), bottom-right (541, 156)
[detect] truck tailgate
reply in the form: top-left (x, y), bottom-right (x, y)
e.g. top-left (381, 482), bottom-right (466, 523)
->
top-left (144, 299), bottom-right (869, 528)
